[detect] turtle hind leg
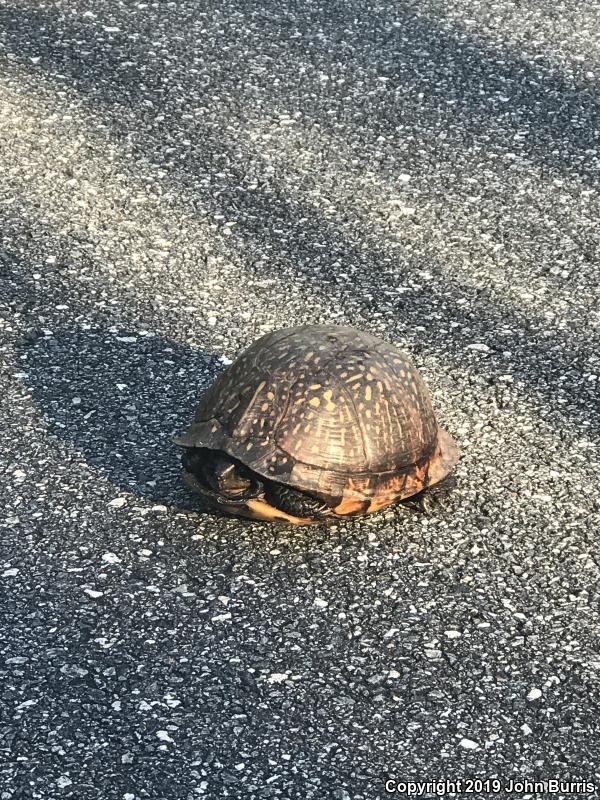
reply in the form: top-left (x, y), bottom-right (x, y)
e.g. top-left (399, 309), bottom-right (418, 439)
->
top-left (264, 481), bottom-right (331, 520)
top-left (403, 474), bottom-right (457, 515)
top-left (411, 492), bottom-right (433, 515)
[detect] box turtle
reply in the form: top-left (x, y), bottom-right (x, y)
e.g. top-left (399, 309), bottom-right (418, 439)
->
top-left (175, 324), bottom-right (459, 525)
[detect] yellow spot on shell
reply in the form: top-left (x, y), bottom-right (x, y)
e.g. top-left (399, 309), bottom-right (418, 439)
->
top-left (310, 383), bottom-right (322, 390)
top-left (267, 391), bottom-right (275, 400)
top-left (261, 402), bottom-right (269, 411)
top-left (309, 397), bottom-right (320, 407)
top-left (323, 389), bottom-right (336, 411)
top-left (365, 385), bottom-right (372, 401)
top-left (246, 442), bottom-right (253, 450)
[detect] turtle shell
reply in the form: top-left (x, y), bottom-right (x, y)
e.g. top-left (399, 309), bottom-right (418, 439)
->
top-left (176, 325), bottom-right (458, 511)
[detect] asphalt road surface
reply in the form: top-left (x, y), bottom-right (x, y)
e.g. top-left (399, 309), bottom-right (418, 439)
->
top-left (1, 1), bottom-right (600, 798)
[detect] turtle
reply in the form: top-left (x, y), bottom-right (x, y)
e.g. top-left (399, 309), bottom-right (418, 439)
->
top-left (174, 324), bottom-right (459, 525)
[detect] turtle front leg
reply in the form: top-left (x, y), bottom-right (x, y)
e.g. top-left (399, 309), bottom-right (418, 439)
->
top-left (264, 481), bottom-right (332, 520)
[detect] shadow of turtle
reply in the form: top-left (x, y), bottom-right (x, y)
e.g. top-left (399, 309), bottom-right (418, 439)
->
top-left (22, 326), bottom-right (224, 510)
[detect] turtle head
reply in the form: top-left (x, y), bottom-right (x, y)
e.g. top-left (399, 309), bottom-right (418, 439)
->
top-left (210, 454), bottom-right (254, 497)
top-left (183, 448), bottom-right (259, 500)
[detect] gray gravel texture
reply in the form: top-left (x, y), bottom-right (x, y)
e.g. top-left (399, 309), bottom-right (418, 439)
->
top-left (1, 0), bottom-right (600, 798)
